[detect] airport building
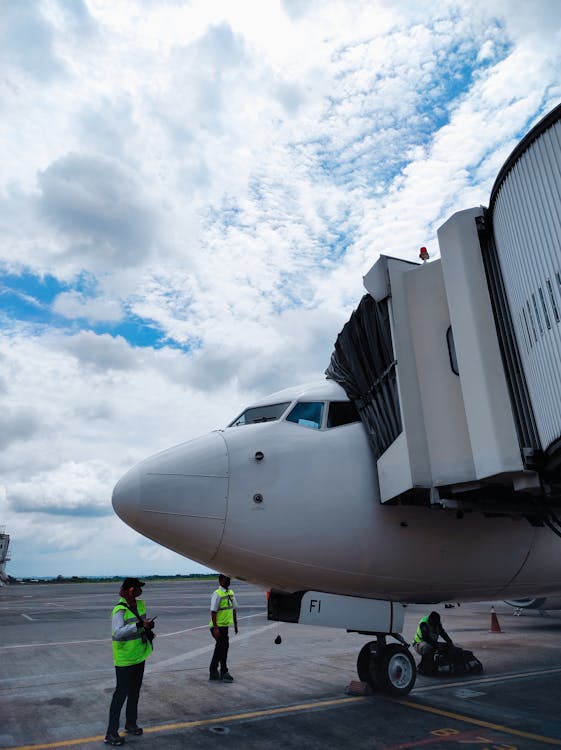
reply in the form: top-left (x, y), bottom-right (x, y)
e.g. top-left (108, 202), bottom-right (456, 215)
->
top-left (0, 527), bottom-right (10, 584)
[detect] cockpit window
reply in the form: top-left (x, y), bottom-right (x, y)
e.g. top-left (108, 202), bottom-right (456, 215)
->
top-left (327, 401), bottom-right (360, 428)
top-left (286, 401), bottom-right (323, 429)
top-left (229, 402), bottom-right (290, 427)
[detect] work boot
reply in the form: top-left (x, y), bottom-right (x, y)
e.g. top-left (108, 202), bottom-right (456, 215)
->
top-left (104, 733), bottom-right (125, 746)
top-left (221, 671), bottom-right (234, 682)
top-left (124, 725), bottom-right (143, 735)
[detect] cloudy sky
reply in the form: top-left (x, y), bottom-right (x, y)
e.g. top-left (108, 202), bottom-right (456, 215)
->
top-left (1, 0), bottom-right (560, 579)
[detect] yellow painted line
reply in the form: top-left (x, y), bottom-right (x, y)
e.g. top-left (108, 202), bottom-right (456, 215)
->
top-left (5, 740), bottom-right (94, 750)
top-left (394, 698), bottom-right (561, 746)
top-left (9, 670), bottom-right (561, 749)
top-left (5, 696), bottom-right (365, 750)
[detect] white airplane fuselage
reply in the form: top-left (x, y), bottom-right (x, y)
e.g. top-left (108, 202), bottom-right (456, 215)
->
top-left (112, 380), bottom-right (561, 605)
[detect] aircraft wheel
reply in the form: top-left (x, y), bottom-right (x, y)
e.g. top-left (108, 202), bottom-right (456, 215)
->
top-left (375, 644), bottom-right (416, 696)
top-left (356, 641), bottom-right (379, 689)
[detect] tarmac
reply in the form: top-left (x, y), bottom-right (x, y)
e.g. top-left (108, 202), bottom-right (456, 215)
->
top-left (1, 579), bottom-right (561, 749)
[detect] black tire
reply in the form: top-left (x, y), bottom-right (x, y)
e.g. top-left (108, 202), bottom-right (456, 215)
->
top-left (356, 641), bottom-right (379, 689)
top-left (375, 644), bottom-right (416, 696)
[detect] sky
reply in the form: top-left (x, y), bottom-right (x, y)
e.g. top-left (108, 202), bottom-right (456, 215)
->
top-left (1, 0), bottom-right (561, 579)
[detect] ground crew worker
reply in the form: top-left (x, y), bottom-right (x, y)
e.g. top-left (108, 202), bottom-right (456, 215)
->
top-left (209, 574), bottom-right (238, 681)
top-left (105, 578), bottom-right (155, 746)
top-left (413, 611), bottom-right (453, 675)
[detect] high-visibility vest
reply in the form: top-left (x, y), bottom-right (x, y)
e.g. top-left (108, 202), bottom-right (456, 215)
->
top-left (111, 597), bottom-right (152, 666)
top-left (414, 615), bottom-right (434, 644)
top-left (209, 588), bottom-right (235, 627)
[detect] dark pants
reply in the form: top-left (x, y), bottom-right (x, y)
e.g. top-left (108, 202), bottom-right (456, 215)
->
top-left (209, 626), bottom-right (230, 674)
top-left (414, 641), bottom-right (437, 673)
top-left (107, 660), bottom-right (145, 735)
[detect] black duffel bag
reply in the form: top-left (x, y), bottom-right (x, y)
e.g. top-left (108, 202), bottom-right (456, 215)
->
top-left (434, 645), bottom-right (483, 676)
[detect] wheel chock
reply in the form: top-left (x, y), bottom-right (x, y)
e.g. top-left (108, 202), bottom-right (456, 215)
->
top-left (345, 680), bottom-right (373, 696)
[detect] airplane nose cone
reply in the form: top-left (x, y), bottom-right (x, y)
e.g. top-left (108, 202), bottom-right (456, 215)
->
top-left (112, 432), bottom-right (229, 565)
top-left (112, 466), bottom-right (140, 526)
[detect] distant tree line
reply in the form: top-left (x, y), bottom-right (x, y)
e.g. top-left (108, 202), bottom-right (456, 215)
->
top-left (12, 573), bottom-right (217, 584)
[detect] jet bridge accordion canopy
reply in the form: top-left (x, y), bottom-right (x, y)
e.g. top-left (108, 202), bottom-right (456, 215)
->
top-left (325, 294), bottom-right (402, 459)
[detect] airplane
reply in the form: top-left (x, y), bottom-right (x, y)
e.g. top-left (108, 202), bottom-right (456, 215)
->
top-left (504, 597), bottom-right (561, 615)
top-left (112, 104), bottom-right (561, 696)
top-left (112, 373), bottom-right (561, 697)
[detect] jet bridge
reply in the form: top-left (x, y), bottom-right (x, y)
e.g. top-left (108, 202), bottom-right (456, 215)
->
top-left (327, 102), bottom-right (561, 515)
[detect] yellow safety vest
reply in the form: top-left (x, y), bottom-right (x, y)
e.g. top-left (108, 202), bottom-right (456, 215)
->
top-left (414, 615), bottom-right (436, 644)
top-left (112, 597), bottom-right (152, 666)
top-left (209, 588), bottom-right (235, 627)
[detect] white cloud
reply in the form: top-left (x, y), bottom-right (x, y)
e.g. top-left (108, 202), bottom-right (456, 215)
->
top-left (1, 0), bottom-right (561, 577)
top-left (0, 407), bottom-right (42, 450)
top-left (58, 330), bottom-right (138, 370)
top-left (8, 459), bottom-right (114, 516)
top-left (37, 153), bottom-right (158, 267)
top-left (53, 291), bottom-right (123, 322)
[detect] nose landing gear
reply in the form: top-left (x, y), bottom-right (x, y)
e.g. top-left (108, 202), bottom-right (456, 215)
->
top-left (357, 636), bottom-right (416, 696)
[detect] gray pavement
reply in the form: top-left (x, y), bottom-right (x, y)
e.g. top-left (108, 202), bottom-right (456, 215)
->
top-left (1, 580), bottom-right (561, 749)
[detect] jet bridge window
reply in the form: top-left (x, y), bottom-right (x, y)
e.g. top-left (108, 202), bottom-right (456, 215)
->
top-left (229, 402), bottom-right (290, 427)
top-left (286, 402), bottom-right (323, 429)
top-left (327, 401), bottom-right (360, 428)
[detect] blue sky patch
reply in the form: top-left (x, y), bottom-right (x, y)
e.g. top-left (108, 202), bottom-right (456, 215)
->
top-left (0, 269), bottom-right (63, 306)
top-left (312, 28), bottom-right (512, 195)
top-left (0, 268), bottom-right (188, 350)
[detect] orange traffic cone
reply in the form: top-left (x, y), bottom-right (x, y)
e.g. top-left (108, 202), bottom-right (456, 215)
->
top-left (490, 606), bottom-right (502, 633)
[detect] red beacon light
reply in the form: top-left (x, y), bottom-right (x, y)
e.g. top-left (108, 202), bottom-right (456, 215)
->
top-left (419, 246), bottom-right (429, 262)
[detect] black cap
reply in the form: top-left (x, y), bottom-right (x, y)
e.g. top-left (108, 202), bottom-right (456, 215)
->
top-left (122, 577), bottom-right (145, 590)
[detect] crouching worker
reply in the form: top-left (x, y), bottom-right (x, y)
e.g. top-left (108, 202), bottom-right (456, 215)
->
top-left (413, 611), bottom-right (453, 675)
top-left (105, 578), bottom-right (155, 746)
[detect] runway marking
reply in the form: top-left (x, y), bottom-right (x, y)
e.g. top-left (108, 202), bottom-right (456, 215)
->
top-left (8, 688), bottom-right (561, 750)
top-left (413, 665), bottom-right (561, 692)
top-left (150, 621), bottom-right (279, 669)
top-left (0, 637), bottom-right (111, 650)
top-left (4, 696), bottom-right (364, 750)
top-left (157, 609), bottom-right (266, 638)
top-left (6, 671), bottom-right (561, 749)
top-left (0, 611), bottom-right (266, 650)
top-left (393, 698), bottom-right (561, 746)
